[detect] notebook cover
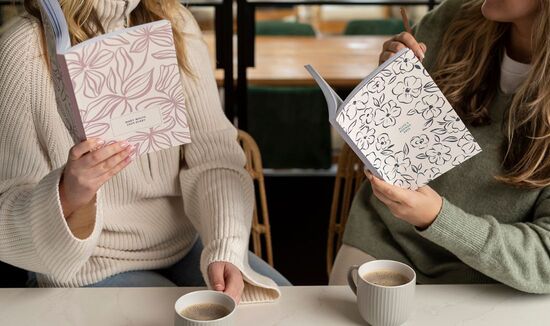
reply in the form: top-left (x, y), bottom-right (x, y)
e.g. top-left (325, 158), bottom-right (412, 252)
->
top-left (334, 48), bottom-right (482, 189)
top-left (38, 0), bottom-right (191, 154)
top-left (63, 20), bottom-right (191, 155)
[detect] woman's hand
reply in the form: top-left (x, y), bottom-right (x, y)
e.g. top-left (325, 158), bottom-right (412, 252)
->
top-left (379, 32), bottom-right (427, 65)
top-left (366, 171), bottom-right (442, 229)
top-left (60, 139), bottom-right (134, 217)
top-left (208, 262), bottom-right (245, 304)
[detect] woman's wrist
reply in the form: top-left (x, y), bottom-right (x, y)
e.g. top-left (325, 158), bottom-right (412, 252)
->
top-left (416, 195), bottom-right (443, 230)
top-left (415, 195), bottom-right (443, 231)
top-left (59, 178), bottom-right (75, 218)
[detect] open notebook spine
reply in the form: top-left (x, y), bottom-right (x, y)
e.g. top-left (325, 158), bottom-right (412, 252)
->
top-left (304, 64), bottom-right (384, 180)
top-left (56, 55), bottom-right (87, 141)
top-left (37, 0), bottom-right (88, 141)
top-left (37, 0), bottom-right (70, 52)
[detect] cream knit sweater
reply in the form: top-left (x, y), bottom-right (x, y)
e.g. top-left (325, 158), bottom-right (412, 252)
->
top-left (0, 1), bottom-right (280, 303)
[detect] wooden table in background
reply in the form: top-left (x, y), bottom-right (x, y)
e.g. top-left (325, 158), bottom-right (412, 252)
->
top-left (235, 0), bottom-right (440, 129)
top-left (206, 33), bottom-right (387, 87)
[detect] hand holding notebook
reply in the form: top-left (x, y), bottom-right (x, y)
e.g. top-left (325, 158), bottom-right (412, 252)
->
top-left (306, 48), bottom-right (481, 190)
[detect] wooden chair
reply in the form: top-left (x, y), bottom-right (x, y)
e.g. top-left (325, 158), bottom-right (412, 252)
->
top-left (237, 130), bottom-right (274, 267)
top-left (326, 143), bottom-right (366, 275)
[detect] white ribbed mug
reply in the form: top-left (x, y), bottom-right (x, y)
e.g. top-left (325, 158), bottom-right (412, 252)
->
top-left (174, 290), bottom-right (236, 326)
top-left (348, 260), bottom-right (416, 326)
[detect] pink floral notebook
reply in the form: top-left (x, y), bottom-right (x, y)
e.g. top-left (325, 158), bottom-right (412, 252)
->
top-left (38, 0), bottom-right (191, 155)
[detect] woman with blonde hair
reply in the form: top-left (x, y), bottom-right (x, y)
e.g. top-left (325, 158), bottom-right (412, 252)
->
top-left (331, 0), bottom-right (550, 293)
top-left (0, 0), bottom-right (288, 302)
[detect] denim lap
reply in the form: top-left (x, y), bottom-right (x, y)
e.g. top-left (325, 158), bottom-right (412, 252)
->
top-left (88, 270), bottom-right (176, 287)
top-left (85, 239), bottom-right (292, 287)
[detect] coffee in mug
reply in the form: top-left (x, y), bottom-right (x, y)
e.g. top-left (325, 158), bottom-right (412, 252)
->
top-left (363, 270), bottom-right (410, 287)
top-left (180, 303), bottom-right (231, 321)
top-left (174, 290), bottom-right (236, 326)
top-left (348, 260), bottom-right (416, 326)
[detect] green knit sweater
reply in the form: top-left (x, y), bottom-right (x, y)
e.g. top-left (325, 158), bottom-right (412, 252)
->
top-left (343, 0), bottom-right (550, 293)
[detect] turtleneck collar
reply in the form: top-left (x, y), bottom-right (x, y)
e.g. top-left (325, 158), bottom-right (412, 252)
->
top-left (93, 0), bottom-right (141, 33)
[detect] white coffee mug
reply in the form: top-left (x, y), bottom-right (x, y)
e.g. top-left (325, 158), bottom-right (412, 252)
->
top-left (174, 290), bottom-right (236, 326)
top-left (348, 260), bottom-right (416, 326)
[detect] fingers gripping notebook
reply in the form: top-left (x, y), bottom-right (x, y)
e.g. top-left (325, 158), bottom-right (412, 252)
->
top-left (306, 48), bottom-right (481, 190)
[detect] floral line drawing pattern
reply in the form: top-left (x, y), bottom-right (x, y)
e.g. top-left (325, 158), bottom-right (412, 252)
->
top-left (374, 100), bottom-right (401, 128)
top-left (335, 48), bottom-right (481, 189)
top-left (355, 126), bottom-right (376, 151)
top-left (425, 143), bottom-right (452, 166)
top-left (410, 94), bottom-right (444, 121)
top-left (66, 42), bottom-right (114, 98)
top-left (410, 134), bottom-right (429, 150)
top-left (392, 76), bottom-right (422, 104)
top-left (63, 20), bottom-right (190, 155)
top-left (391, 50), bottom-right (417, 75)
top-left (367, 76), bottom-right (385, 93)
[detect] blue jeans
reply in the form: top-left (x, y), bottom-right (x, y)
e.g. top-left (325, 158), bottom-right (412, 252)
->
top-left (29, 240), bottom-right (291, 287)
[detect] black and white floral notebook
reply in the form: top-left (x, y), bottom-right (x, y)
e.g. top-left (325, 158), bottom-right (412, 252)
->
top-left (305, 48), bottom-right (482, 189)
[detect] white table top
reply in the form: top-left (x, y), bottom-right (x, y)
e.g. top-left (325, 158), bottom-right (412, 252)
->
top-left (0, 285), bottom-right (548, 325)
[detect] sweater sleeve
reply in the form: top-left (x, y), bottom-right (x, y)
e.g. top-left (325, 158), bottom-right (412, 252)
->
top-left (175, 8), bottom-right (280, 303)
top-left (418, 188), bottom-right (550, 293)
top-left (0, 18), bottom-right (102, 283)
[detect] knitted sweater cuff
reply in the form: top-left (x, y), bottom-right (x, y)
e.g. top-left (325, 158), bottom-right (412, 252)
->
top-left (200, 237), bottom-right (281, 304)
top-left (31, 167), bottom-right (102, 282)
top-left (416, 197), bottom-right (490, 256)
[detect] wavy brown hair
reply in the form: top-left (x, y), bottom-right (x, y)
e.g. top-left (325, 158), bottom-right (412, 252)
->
top-left (23, 0), bottom-right (190, 72)
top-left (432, 0), bottom-right (549, 188)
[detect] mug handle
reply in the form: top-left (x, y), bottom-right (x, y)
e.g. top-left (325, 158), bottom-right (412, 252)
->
top-left (347, 265), bottom-right (360, 295)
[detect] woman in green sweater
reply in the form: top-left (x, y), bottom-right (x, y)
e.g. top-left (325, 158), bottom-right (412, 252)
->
top-left (330, 0), bottom-right (550, 293)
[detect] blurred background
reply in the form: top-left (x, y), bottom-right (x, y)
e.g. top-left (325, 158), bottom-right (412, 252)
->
top-left (0, 0), bottom-right (434, 287)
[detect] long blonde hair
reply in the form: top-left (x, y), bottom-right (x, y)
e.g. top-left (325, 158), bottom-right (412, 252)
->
top-left (24, 0), bottom-right (190, 72)
top-left (432, 0), bottom-right (549, 188)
